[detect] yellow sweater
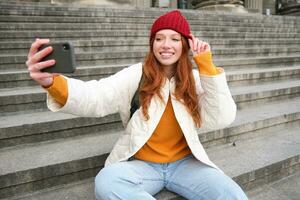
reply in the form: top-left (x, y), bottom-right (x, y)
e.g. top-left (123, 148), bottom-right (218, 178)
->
top-left (45, 51), bottom-right (220, 163)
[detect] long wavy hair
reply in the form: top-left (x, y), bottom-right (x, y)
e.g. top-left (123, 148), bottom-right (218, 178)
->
top-left (139, 36), bottom-right (201, 127)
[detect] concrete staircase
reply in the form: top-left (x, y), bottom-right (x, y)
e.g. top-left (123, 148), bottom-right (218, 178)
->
top-left (0, 1), bottom-right (300, 199)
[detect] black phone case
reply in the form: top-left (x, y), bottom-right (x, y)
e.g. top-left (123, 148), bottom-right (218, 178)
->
top-left (40, 42), bottom-right (76, 73)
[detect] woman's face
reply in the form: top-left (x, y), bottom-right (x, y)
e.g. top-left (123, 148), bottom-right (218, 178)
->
top-left (153, 29), bottom-right (183, 67)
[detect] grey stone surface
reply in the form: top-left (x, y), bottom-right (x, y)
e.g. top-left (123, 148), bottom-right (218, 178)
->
top-left (207, 121), bottom-right (300, 178)
top-left (3, 120), bottom-right (299, 200)
top-left (247, 172), bottom-right (300, 200)
top-left (198, 96), bottom-right (300, 147)
top-left (0, 110), bottom-right (122, 148)
top-left (0, 129), bottom-right (119, 176)
top-left (1, 76), bottom-right (299, 113)
top-left (0, 1), bottom-right (300, 199)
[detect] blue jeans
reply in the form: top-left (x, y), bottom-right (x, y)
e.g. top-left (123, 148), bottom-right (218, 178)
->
top-left (95, 154), bottom-right (248, 200)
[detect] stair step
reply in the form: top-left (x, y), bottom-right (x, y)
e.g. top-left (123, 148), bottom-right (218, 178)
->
top-left (0, 93), bottom-right (299, 158)
top-left (1, 93), bottom-right (299, 150)
top-left (246, 171), bottom-right (300, 200)
top-left (207, 120), bottom-right (300, 191)
top-left (1, 75), bottom-right (299, 114)
top-left (1, 64), bottom-right (299, 89)
top-left (198, 97), bottom-right (300, 147)
top-left (2, 39), bottom-right (300, 54)
top-left (1, 30), bottom-right (300, 41)
top-left (217, 55), bottom-right (300, 69)
top-left (1, 22), bottom-right (299, 34)
top-left (0, 2), bottom-right (299, 199)
top-left (1, 48), bottom-right (300, 70)
top-left (1, 14), bottom-right (299, 31)
top-left (230, 78), bottom-right (300, 108)
top-left (227, 65), bottom-right (300, 86)
top-left (2, 119), bottom-right (299, 200)
top-left (0, 129), bottom-right (120, 199)
top-left (0, 64), bottom-right (125, 88)
top-left (0, 110), bottom-right (122, 149)
top-left (1, 3), bottom-right (300, 26)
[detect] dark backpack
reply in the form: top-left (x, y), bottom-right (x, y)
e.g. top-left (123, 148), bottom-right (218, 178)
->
top-left (129, 74), bottom-right (144, 118)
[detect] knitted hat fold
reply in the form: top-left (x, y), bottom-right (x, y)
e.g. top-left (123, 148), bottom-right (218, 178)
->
top-left (150, 10), bottom-right (192, 41)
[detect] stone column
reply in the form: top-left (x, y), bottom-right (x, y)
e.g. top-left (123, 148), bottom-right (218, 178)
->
top-left (277, 0), bottom-right (300, 16)
top-left (51, 0), bottom-right (132, 6)
top-left (132, 0), bottom-right (152, 7)
top-left (50, 0), bottom-right (152, 8)
top-left (154, 0), bottom-right (178, 8)
top-left (191, 0), bottom-right (248, 13)
top-left (244, 0), bottom-right (263, 14)
top-left (262, 0), bottom-right (276, 15)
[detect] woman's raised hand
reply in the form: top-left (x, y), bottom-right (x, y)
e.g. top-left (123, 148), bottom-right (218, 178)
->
top-left (188, 34), bottom-right (211, 56)
top-left (26, 38), bottom-right (56, 87)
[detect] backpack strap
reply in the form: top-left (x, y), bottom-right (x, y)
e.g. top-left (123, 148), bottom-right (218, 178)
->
top-left (130, 73), bottom-right (144, 119)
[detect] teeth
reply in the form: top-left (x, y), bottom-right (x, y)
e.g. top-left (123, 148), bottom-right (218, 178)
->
top-left (161, 53), bottom-right (173, 56)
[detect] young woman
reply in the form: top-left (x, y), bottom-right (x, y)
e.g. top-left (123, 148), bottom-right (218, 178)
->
top-left (26, 10), bottom-right (248, 200)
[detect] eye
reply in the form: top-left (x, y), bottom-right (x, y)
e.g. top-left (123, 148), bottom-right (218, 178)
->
top-left (172, 38), bottom-right (181, 42)
top-left (155, 37), bottom-right (162, 41)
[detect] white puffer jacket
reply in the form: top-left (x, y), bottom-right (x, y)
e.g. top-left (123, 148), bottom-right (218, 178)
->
top-left (47, 62), bottom-right (236, 171)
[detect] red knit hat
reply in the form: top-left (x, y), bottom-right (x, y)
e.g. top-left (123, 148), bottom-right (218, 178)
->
top-left (150, 10), bottom-right (192, 41)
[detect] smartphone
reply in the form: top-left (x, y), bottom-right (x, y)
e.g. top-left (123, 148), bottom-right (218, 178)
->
top-left (39, 42), bottom-right (76, 73)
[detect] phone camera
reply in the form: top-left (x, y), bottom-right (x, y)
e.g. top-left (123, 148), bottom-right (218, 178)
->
top-left (63, 44), bottom-right (70, 51)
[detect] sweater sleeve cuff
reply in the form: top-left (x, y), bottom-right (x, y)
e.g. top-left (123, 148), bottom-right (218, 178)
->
top-left (44, 75), bottom-right (68, 106)
top-left (193, 51), bottom-right (222, 76)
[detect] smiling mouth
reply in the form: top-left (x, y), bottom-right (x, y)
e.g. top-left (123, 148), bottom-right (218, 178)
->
top-left (160, 52), bottom-right (174, 58)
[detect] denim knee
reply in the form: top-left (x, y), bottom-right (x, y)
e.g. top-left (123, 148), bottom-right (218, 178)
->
top-left (95, 169), bottom-right (108, 200)
top-left (94, 167), bottom-right (118, 200)
top-left (204, 176), bottom-right (248, 200)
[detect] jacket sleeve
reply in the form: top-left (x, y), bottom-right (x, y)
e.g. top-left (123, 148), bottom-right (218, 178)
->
top-left (46, 63), bottom-right (142, 118)
top-left (44, 75), bottom-right (68, 106)
top-left (193, 52), bottom-right (237, 131)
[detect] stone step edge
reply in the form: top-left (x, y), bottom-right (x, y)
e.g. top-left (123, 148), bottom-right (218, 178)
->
top-left (0, 95), bottom-right (299, 158)
top-left (3, 73), bottom-right (299, 92)
top-left (1, 78), bottom-right (300, 106)
top-left (1, 3), bottom-right (300, 21)
top-left (1, 24), bottom-right (300, 32)
top-left (0, 4), bottom-right (282, 18)
top-left (1, 38), bottom-right (300, 47)
top-left (1, 49), bottom-right (300, 66)
top-left (1, 127), bottom-right (299, 200)
top-left (4, 155), bottom-right (297, 200)
top-left (1, 55), bottom-right (300, 72)
top-left (1, 77), bottom-right (299, 115)
top-left (1, 115), bottom-right (300, 188)
top-left (1, 17), bottom-right (299, 30)
top-left (1, 64), bottom-right (300, 85)
top-left (2, 46), bottom-right (300, 58)
top-left (1, 95), bottom-right (299, 152)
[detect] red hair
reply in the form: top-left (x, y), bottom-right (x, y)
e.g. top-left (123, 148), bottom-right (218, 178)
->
top-left (140, 37), bottom-right (201, 127)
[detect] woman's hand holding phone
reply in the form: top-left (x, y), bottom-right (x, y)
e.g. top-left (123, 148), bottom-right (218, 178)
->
top-left (26, 38), bottom-right (56, 87)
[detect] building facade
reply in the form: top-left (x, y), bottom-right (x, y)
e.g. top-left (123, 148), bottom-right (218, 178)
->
top-left (39, 0), bottom-right (300, 15)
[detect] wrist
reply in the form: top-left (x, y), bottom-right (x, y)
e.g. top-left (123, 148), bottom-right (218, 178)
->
top-left (42, 77), bottom-right (54, 88)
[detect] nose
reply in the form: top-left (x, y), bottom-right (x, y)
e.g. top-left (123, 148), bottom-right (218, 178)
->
top-left (161, 38), bottom-right (171, 49)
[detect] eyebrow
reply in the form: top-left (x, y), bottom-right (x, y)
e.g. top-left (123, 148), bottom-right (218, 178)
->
top-left (155, 34), bottom-right (181, 37)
